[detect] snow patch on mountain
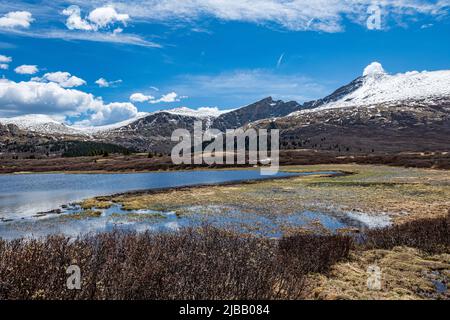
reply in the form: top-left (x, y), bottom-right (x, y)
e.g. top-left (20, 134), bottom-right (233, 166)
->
top-left (164, 106), bottom-right (233, 118)
top-left (74, 112), bottom-right (151, 133)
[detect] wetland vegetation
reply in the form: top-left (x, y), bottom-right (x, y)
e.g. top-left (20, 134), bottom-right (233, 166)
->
top-left (0, 164), bottom-right (448, 299)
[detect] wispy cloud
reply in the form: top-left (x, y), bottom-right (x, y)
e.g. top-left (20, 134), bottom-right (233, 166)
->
top-left (108, 0), bottom-right (450, 32)
top-left (169, 69), bottom-right (329, 106)
top-left (0, 1), bottom-right (447, 48)
top-left (0, 27), bottom-right (161, 47)
top-left (95, 77), bottom-right (122, 88)
top-left (276, 53), bottom-right (284, 68)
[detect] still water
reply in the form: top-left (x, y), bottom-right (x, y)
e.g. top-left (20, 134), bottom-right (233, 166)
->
top-left (0, 169), bottom-right (305, 219)
top-left (0, 170), bottom-right (389, 240)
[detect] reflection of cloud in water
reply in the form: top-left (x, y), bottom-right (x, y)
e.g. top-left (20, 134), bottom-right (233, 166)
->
top-left (0, 170), bottom-right (303, 219)
top-left (0, 202), bottom-right (391, 240)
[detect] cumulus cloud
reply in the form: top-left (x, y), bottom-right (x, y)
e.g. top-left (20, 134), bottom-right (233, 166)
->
top-left (32, 71), bottom-right (86, 88)
top-left (149, 92), bottom-right (182, 104)
top-left (130, 91), bottom-right (185, 104)
top-left (0, 54), bottom-right (11, 70)
top-left (0, 54), bottom-right (12, 63)
top-left (95, 77), bottom-right (122, 87)
top-left (62, 5), bottom-right (95, 31)
top-left (130, 92), bottom-right (154, 102)
top-left (363, 61), bottom-right (386, 77)
top-left (0, 11), bottom-right (33, 29)
top-left (14, 64), bottom-right (38, 74)
top-left (75, 102), bottom-right (138, 126)
top-left (0, 78), bottom-right (138, 126)
top-left (62, 5), bottom-right (129, 32)
top-left (88, 6), bottom-right (130, 28)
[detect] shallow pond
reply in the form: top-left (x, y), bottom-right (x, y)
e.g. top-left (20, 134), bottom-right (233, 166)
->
top-left (0, 169), bottom-right (306, 219)
top-left (0, 169), bottom-right (391, 239)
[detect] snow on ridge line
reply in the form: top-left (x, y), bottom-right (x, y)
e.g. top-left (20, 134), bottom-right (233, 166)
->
top-left (0, 114), bottom-right (86, 135)
top-left (289, 68), bottom-right (450, 117)
top-left (163, 106), bottom-right (234, 118)
top-left (73, 112), bottom-right (151, 133)
top-left (0, 107), bottom-right (231, 135)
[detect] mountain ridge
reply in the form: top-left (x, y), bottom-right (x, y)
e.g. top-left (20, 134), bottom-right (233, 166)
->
top-left (1, 62), bottom-right (450, 155)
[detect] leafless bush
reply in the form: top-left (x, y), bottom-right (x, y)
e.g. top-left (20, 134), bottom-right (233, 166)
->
top-left (0, 227), bottom-right (352, 300)
top-left (279, 234), bottom-right (353, 273)
top-left (363, 213), bottom-right (450, 254)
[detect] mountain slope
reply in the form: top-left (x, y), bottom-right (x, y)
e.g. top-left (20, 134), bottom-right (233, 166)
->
top-left (96, 112), bottom-right (206, 153)
top-left (252, 63), bottom-right (450, 153)
top-left (212, 97), bottom-right (302, 131)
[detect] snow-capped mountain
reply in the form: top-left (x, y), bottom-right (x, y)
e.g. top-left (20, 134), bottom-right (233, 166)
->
top-left (290, 62), bottom-right (450, 116)
top-left (73, 112), bottom-right (151, 134)
top-left (251, 62), bottom-right (450, 153)
top-left (0, 114), bottom-right (86, 136)
top-left (2, 62), bottom-right (450, 154)
top-left (0, 107), bottom-right (230, 136)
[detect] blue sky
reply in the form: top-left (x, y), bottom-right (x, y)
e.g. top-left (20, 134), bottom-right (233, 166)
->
top-left (0, 0), bottom-right (449, 126)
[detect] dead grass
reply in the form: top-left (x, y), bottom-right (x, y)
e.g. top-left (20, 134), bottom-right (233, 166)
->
top-left (308, 247), bottom-right (449, 300)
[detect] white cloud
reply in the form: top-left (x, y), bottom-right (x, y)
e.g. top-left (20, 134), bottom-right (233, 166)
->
top-left (363, 61), bottom-right (386, 77)
top-left (62, 5), bottom-right (95, 31)
top-left (0, 11), bottom-right (33, 29)
top-left (0, 54), bottom-right (10, 70)
top-left (88, 6), bottom-right (130, 28)
top-left (0, 78), bottom-right (138, 126)
top-left (111, 0), bottom-right (450, 32)
top-left (130, 92), bottom-right (154, 102)
top-left (129, 91), bottom-right (183, 104)
top-left (149, 91), bottom-right (182, 104)
top-left (62, 5), bottom-right (129, 32)
top-left (276, 53), bottom-right (284, 68)
top-left (76, 102), bottom-right (137, 126)
top-left (33, 71), bottom-right (86, 88)
top-left (2, 28), bottom-right (161, 47)
top-left (0, 54), bottom-right (12, 63)
top-left (14, 64), bottom-right (38, 74)
top-left (95, 77), bottom-right (122, 87)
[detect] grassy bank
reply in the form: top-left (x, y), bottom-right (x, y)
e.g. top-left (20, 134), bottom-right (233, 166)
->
top-left (0, 214), bottom-right (448, 300)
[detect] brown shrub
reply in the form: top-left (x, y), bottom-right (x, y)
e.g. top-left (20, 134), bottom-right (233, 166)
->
top-left (0, 227), bottom-right (352, 300)
top-left (363, 214), bottom-right (450, 254)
